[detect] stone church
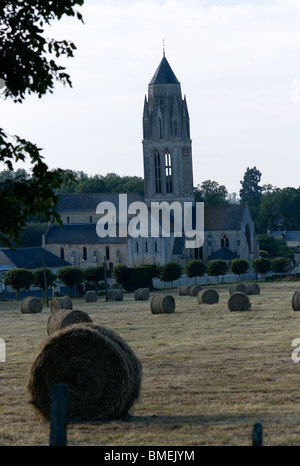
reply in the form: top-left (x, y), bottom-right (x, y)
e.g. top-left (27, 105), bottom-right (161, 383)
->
top-left (44, 53), bottom-right (259, 269)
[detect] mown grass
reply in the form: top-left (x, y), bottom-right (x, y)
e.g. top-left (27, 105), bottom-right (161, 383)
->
top-left (1, 281), bottom-right (300, 446)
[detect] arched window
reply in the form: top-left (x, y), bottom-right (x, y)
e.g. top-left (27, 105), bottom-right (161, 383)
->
top-left (67, 216), bottom-right (70, 224)
top-left (221, 235), bottom-right (229, 248)
top-left (165, 150), bottom-right (172, 194)
top-left (154, 241), bottom-right (158, 253)
top-left (106, 246), bottom-right (110, 261)
top-left (145, 241), bottom-right (148, 253)
top-left (60, 247), bottom-right (64, 260)
top-left (83, 247), bottom-right (87, 261)
top-left (154, 150), bottom-right (161, 194)
top-left (136, 242), bottom-right (139, 253)
top-left (245, 224), bottom-right (251, 252)
top-left (90, 216), bottom-right (92, 223)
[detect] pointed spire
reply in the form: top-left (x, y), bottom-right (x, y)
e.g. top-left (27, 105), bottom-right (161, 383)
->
top-left (149, 55), bottom-right (180, 85)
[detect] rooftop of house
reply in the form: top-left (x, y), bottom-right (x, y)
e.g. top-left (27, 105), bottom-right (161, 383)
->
top-left (0, 247), bottom-right (71, 269)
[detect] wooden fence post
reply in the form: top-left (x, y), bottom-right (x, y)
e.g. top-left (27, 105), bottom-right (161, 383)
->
top-left (49, 383), bottom-right (68, 446)
top-left (252, 422), bottom-right (263, 446)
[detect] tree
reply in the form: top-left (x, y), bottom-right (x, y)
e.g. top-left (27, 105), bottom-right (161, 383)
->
top-left (55, 170), bottom-right (88, 194)
top-left (84, 266), bottom-right (105, 292)
top-left (271, 257), bottom-right (289, 279)
top-left (75, 177), bottom-right (108, 194)
top-left (251, 257), bottom-right (271, 278)
top-left (113, 177), bottom-right (145, 196)
top-left (194, 180), bottom-right (228, 205)
top-left (239, 167), bottom-right (262, 224)
top-left (160, 262), bottom-right (182, 285)
top-left (33, 267), bottom-right (57, 296)
top-left (230, 259), bottom-right (249, 278)
top-left (207, 259), bottom-right (228, 282)
top-left (3, 268), bottom-right (33, 300)
top-left (56, 267), bottom-right (85, 296)
top-left (185, 260), bottom-right (207, 284)
top-left (113, 265), bottom-right (129, 289)
top-left (0, 1), bottom-right (84, 247)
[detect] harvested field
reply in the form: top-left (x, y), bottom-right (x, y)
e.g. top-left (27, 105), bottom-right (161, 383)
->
top-left (1, 281), bottom-right (300, 446)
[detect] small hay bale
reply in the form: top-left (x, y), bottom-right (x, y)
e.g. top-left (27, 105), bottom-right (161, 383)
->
top-left (21, 297), bottom-right (43, 314)
top-left (178, 286), bottom-right (190, 296)
top-left (47, 309), bottom-right (93, 336)
top-left (150, 295), bottom-right (175, 314)
top-left (245, 283), bottom-right (260, 295)
top-left (26, 323), bottom-right (142, 422)
top-left (197, 289), bottom-right (219, 305)
top-left (189, 285), bottom-right (203, 297)
top-left (50, 296), bottom-right (73, 313)
top-left (229, 284), bottom-right (247, 295)
top-left (108, 290), bottom-right (123, 301)
top-left (134, 288), bottom-right (149, 301)
top-left (292, 291), bottom-right (300, 311)
top-left (85, 291), bottom-right (98, 302)
top-left (228, 292), bottom-right (251, 312)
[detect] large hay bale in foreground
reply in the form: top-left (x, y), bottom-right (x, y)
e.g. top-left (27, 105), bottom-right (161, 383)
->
top-left (292, 291), bottom-right (300, 311)
top-left (49, 296), bottom-right (73, 313)
top-left (134, 288), bottom-right (149, 301)
top-left (151, 295), bottom-right (175, 314)
top-left (197, 289), bottom-right (219, 305)
top-left (178, 286), bottom-right (190, 296)
top-left (26, 323), bottom-right (142, 422)
top-left (245, 283), bottom-right (260, 295)
top-left (85, 291), bottom-right (98, 302)
top-left (108, 290), bottom-right (123, 301)
top-left (47, 309), bottom-right (92, 336)
top-left (228, 292), bottom-right (251, 312)
top-left (189, 286), bottom-right (203, 297)
top-left (21, 297), bottom-right (43, 314)
top-left (229, 284), bottom-right (247, 295)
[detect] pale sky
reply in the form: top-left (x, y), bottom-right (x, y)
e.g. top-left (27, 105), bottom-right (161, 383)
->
top-left (2, 0), bottom-right (300, 195)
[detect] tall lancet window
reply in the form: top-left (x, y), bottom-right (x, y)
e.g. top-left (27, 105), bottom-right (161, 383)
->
top-left (165, 150), bottom-right (172, 193)
top-left (154, 150), bottom-right (162, 194)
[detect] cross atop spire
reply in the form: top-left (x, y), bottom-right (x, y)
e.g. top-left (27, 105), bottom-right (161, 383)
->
top-left (163, 38), bottom-right (165, 57)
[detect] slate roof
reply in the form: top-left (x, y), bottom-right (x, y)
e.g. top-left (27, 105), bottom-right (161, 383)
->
top-left (0, 247), bottom-right (71, 269)
top-left (269, 231), bottom-right (300, 243)
top-left (208, 248), bottom-right (238, 261)
top-left (204, 205), bottom-right (246, 231)
top-left (149, 56), bottom-right (180, 85)
top-left (46, 224), bottom-right (127, 245)
top-left (56, 192), bottom-right (144, 214)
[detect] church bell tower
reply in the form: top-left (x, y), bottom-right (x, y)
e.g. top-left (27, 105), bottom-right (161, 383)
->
top-left (142, 52), bottom-right (194, 206)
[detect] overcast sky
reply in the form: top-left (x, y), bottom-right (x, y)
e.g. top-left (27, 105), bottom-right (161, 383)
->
top-left (2, 0), bottom-right (300, 195)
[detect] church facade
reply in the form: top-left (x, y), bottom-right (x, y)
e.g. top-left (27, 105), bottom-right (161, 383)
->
top-left (44, 53), bottom-right (259, 269)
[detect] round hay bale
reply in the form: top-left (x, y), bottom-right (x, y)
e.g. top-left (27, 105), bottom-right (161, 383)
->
top-left (229, 283), bottom-right (247, 295)
top-left (228, 292), bottom-right (251, 312)
top-left (21, 297), bottom-right (43, 314)
top-left (85, 291), bottom-right (98, 302)
top-left (189, 286), bottom-right (203, 297)
top-left (197, 289), bottom-right (219, 305)
top-left (26, 323), bottom-right (142, 422)
top-left (47, 309), bottom-right (93, 336)
top-left (245, 283), bottom-right (260, 295)
top-left (292, 291), bottom-right (300, 311)
top-left (50, 296), bottom-right (72, 313)
top-left (178, 286), bottom-right (190, 296)
top-left (150, 295), bottom-right (175, 314)
top-left (134, 288), bottom-right (149, 301)
top-left (108, 290), bottom-right (123, 301)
